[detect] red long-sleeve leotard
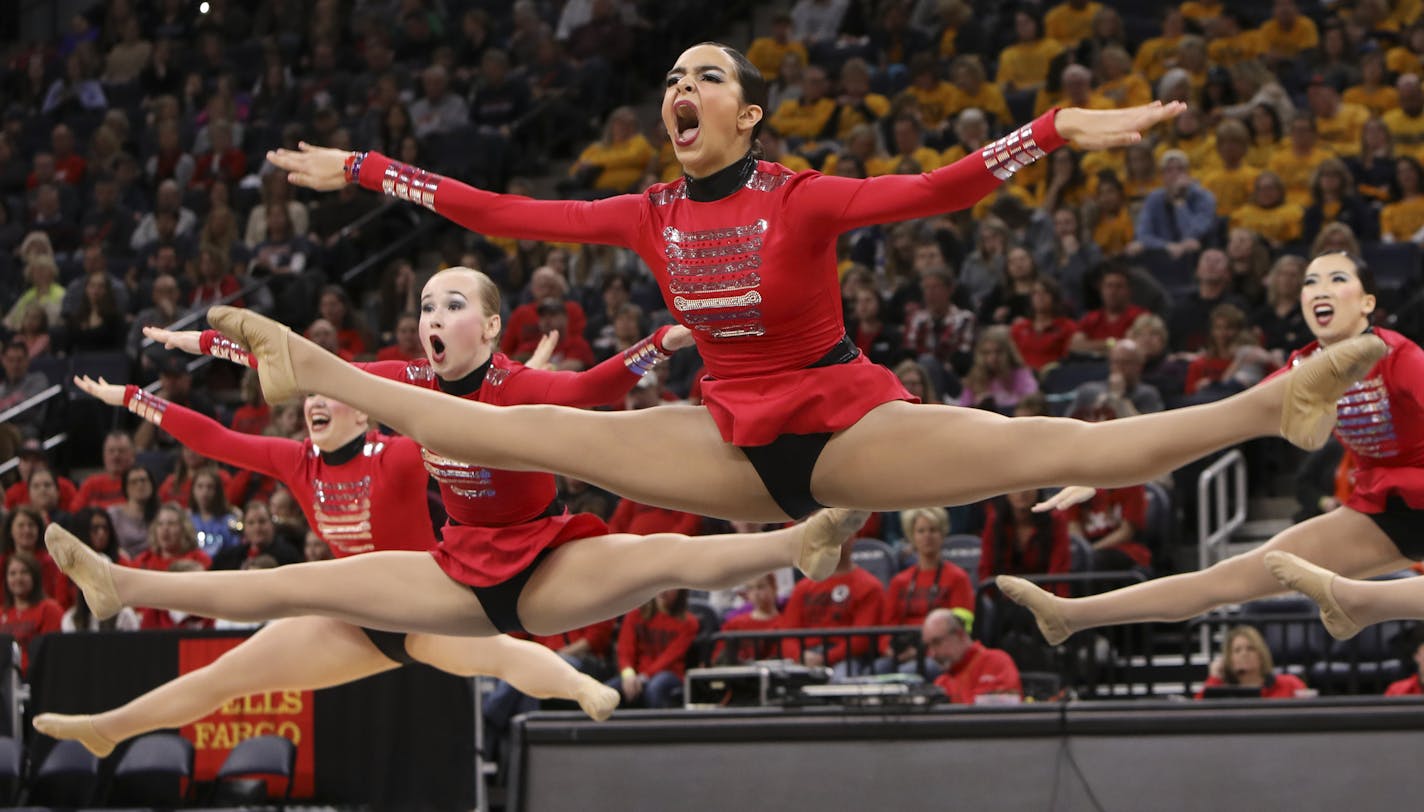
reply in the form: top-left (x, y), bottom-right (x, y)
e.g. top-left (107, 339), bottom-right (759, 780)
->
top-left (352, 112), bottom-right (1065, 444)
top-left (200, 328), bottom-right (670, 584)
top-left (122, 385), bottom-right (435, 556)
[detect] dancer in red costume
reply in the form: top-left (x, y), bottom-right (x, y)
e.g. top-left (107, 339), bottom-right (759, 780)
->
top-left (46, 267), bottom-right (868, 653)
top-left (998, 253), bottom-right (1424, 644)
top-left (35, 368), bottom-right (620, 756)
top-left (217, 42), bottom-right (1383, 529)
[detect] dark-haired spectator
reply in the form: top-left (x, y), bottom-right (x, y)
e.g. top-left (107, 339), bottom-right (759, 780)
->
top-left (5, 441), bottom-right (77, 512)
top-left (28, 184), bottom-right (79, 253)
top-left (377, 313), bottom-right (423, 363)
top-left (770, 63), bottom-right (836, 147)
top-left (189, 468), bottom-right (241, 558)
top-left (62, 270), bottom-right (125, 354)
top-left (243, 173), bottom-right (309, 248)
top-left (135, 350), bottom-right (218, 454)
top-left (1302, 158), bottom-right (1375, 244)
top-left (311, 286), bottom-right (371, 359)
top-left (1065, 401), bottom-right (1152, 572)
top-left (189, 118), bottom-right (246, 192)
top-left (783, 543), bottom-right (886, 678)
top-left (212, 501), bottom-right (303, 570)
top-left (249, 203), bottom-right (316, 276)
top-left (43, 49), bottom-right (108, 119)
top-left (47, 124), bottom-right (86, 186)
top-left (1270, 115), bottom-right (1335, 207)
top-left (1011, 277), bottom-right (1077, 371)
top-left (715, 574), bottom-right (785, 664)
top-left (926, 608), bottom-right (1021, 704)
top-left (128, 273), bottom-right (183, 361)
top-left (0, 342), bottom-right (48, 438)
top-left (997, 10), bottom-right (1062, 92)
top-left (130, 179), bottom-right (196, 253)
top-left (1229, 171), bottom-right (1303, 248)
top-left (1126, 313), bottom-right (1189, 400)
top-left (904, 267), bottom-right (977, 380)
top-left (1134, 150), bottom-right (1216, 258)
top-left (2, 506), bottom-right (70, 609)
top-left (979, 490), bottom-right (1072, 596)
top-left (747, 13), bottom-right (807, 81)
top-left (1035, 209), bottom-right (1100, 309)
top-left (1382, 74), bottom-right (1424, 162)
top-left (0, 554), bottom-right (64, 673)
top-left (1168, 249), bottom-right (1251, 352)
top-left (1381, 155), bottom-right (1424, 243)
top-left (108, 466), bottom-right (159, 558)
top-left (848, 287), bottom-right (904, 367)
top-left (81, 173), bottom-right (135, 256)
top-left (1183, 304), bottom-right (1276, 401)
top-left (26, 468), bottom-right (71, 528)
top-left (1069, 264), bottom-right (1145, 356)
top-left (502, 267), bottom-right (588, 357)
top-left (608, 589), bottom-right (698, 709)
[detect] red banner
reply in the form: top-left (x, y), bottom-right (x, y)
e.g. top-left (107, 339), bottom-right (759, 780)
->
top-left (177, 637), bottom-right (315, 798)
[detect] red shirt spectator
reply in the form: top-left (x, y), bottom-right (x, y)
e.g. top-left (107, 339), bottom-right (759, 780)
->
top-left (608, 498), bottom-right (702, 536)
top-left (501, 299), bottom-right (588, 357)
top-left (0, 555), bottom-right (65, 672)
top-left (978, 492), bottom-right (1073, 597)
top-left (616, 600), bottom-right (699, 679)
top-left (782, 551), bottom-right (885, 666)
top-left (713, 574), bottom-right (784, 663)
top-left (1386, 675), bottom-right (1424, 696)
top-left (189, 146), bottom-right (247, 191)
top-left (1196, 672), bottom-right (1308, 699)
top-left (230, 402), bottom-right (271, 435)
top-left (933, 641), bottom-right (1023, 704)
top-left (73, 473), bottom-right (125, 510)
top-left (1076, 304), bottom-right (1147, 342)
top-left (525, 619), bottom-right (617, 661)
top-left (1011, 315), bottom-right (1078, 370)
top-left (376, 343), bottom-right (423, 362)
top-left (1066, 486), bottom-right (1152, 570)
top-left (5, 476), bottom-right (79, 512)
top-left (129, 548), bottom-right (213, 572)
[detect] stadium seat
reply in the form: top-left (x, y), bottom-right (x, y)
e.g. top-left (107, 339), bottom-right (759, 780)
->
top-left (941, 534), bottom-right (982, 583)
top-left (1040, 361), bottom-right (1108, 396)
top-left (27, 739), bottom-right (99, 807)
top-left (850, 538), bottom-right (898, 587)
top-left (1239, 596), bottom-right (1331, 666)
top-left (106, 732), bottom-right (194, 807)
top-left (211, 734), bottom-right (296, 804)
top-left (0, 736), bottom-right (18, 805)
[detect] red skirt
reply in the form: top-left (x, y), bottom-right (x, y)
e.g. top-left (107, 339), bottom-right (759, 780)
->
top-left (699, 354), bottom-right (918, 446)
top-left (429, 512), bottom-right (609, 588)
top-left (1347, 466), bottom-right (1424, 514)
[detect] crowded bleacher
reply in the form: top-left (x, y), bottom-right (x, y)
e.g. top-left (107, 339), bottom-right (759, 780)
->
top-left (5, 0), bottom-right (1424, 791)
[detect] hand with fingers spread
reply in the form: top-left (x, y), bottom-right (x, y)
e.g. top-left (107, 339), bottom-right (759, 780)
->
top-left (1055, 101), bottom-right (1186, 150)
top-left (527, 330), bottom-right (561, 371)
top-left (142, 326), bottom-right (203, 355)
top-left (1032, 486), bottom-right (1097, 513)
top-left (73, 375), bottom-right (127, 407)
top-left (266, 142), bottom-right (352, 191)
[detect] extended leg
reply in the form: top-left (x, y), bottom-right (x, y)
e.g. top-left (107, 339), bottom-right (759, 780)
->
top-left (404, 634), bottom-right (619, 720)
top-left (34, 618), bottom-right (398, 756)
top-left (997, 508), bottom-right (1408, 644)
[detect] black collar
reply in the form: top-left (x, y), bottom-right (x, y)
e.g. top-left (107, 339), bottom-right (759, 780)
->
top-left (320, 432), bottom-right (367, 466)
top-left (685, 151), bottom-right (756, 202)
top-left (438, 355), bottom-right (492, 397)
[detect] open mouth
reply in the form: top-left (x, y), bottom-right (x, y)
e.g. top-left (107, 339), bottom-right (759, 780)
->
top-left (673, 100), bottom-right (700, 147)
top-left (429, 334), bottom-right (447, 363)
top-left (1312, 302), bottom-right (1334, 327)
top-left (310, 414), bottom-right (331, 430)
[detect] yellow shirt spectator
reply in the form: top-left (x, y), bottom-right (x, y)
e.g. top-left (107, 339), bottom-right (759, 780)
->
top-left (1384, 108), bottom-right (1424, 161)
top-left (1344, 84), bottom-right (1399, 117)
top-left (1389, 0), bottom-right (1423, 28)
top-left (770, 96), bottom-right (838, 141)
top-left (1094, 207), bottom-right (1135, 255)
top-left (1257, 15), bottom-right (1319, 58)
top-left (1230, 200), bottom-right (1304, 244)
top-left (1387, 46), bottom-right (1423, 77)
top-left (1200, 164), bottom-right (1261, 215)
top-left (1207, 30), bottom-right (1263, 67)
top-left (834, 94), bottom-right (891, 141)
top-left (1381, 196), bottom-right (1424, 241)
top-left (1246, 135), bottom-right (1280, 169)
top-left (1314, 101), bottom-right (1371, 157)
top-left (1099, 73), bottom-right (1153, 108)
top-left (573, 133), bottom-right (655, 192)
top-left (902, 81), bottom-right (960, 130)
top-left (945, 84), bottom-right (1012, 125)
top-left (1044, 1), bottom-right (1103, 46)
top-left (972, 181), bottom-right (1038, 219)
top-left (869, 147), bottom-right (943, 176)
top-left (1180, 0), bottom-right (1224, 22)
top-left (1134, 35), bottom-right (1183, 83)
top-left (996, 38), bottom-right (1064, 89)
top-left (1269, 146), bottom-right (1336, 206)
top-left (1154, 133), bottom-right (1218, 173)
top-left (745, 36), bottom-right (807, 81)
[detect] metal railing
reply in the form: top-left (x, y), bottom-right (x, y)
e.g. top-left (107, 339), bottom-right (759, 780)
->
top-left (1198, 449), bottom-right (1248, 571)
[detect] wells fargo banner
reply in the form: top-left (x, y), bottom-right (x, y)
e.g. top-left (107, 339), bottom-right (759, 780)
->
top-left (177, 636), bottom-right (315, 797)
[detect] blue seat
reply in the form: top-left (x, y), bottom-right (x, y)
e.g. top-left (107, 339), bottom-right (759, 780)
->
top-left (941, 534), bottom-right (982, 584)
top-left (1239, 598), bottom-right (1331, 666)
top-left (1040, 361), bottom-right (1109, 396)
top-left (69, 351), bottom-right (131, 391)
top-left (212, 734), bottom-right (296, 804)
top-left (850, 538), bottom-right (898, 587)
top-left (0, 736), bottom-right (18, 805)
top-left (107, 732), bottom-right (193, 807)
top-left (27, 739), bottom-right (99, 807)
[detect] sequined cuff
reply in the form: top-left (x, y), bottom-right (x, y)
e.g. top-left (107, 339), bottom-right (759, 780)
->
top-left (623, 331), bottom-right (673, 377)
top-left (980, 119), bottom-right (1050, 181)
top-left (343, 151), bottom-right (368, 185)
top-left (202, 329), bottom-right (257, 368)
top-left (381, 159), bottom-right (442, 211)
top-left (125, 386), bottom-right (169, 426)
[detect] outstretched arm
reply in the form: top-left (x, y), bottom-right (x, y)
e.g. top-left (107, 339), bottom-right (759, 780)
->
top-left (503, 325), bottom-right (694, 407)
top-left (73, 376), bottom-right (299, 481)
top-left (267, 144), bottom-right (647, 247)
top-left (796, 103), bottom-right (1184, 232)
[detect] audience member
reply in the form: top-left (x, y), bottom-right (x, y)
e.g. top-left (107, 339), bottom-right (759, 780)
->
top-left (608, 589), bottom-right (698, 709)
top-left (925, 608), bottom-right (1022, 704)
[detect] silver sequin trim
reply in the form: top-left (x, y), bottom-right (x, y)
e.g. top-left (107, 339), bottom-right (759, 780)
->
top-left (673, 291), bottom-right (762, 312)
top-left (668, 272), bottom-right (762, 294)
top-left (981, 124), bottom-right (1047, 180)
top-left (663, 219), bottom-right (768, 244)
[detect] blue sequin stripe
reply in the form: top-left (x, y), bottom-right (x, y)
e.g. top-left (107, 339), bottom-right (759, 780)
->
top-left (623, 336), bottom-right (671, 377)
